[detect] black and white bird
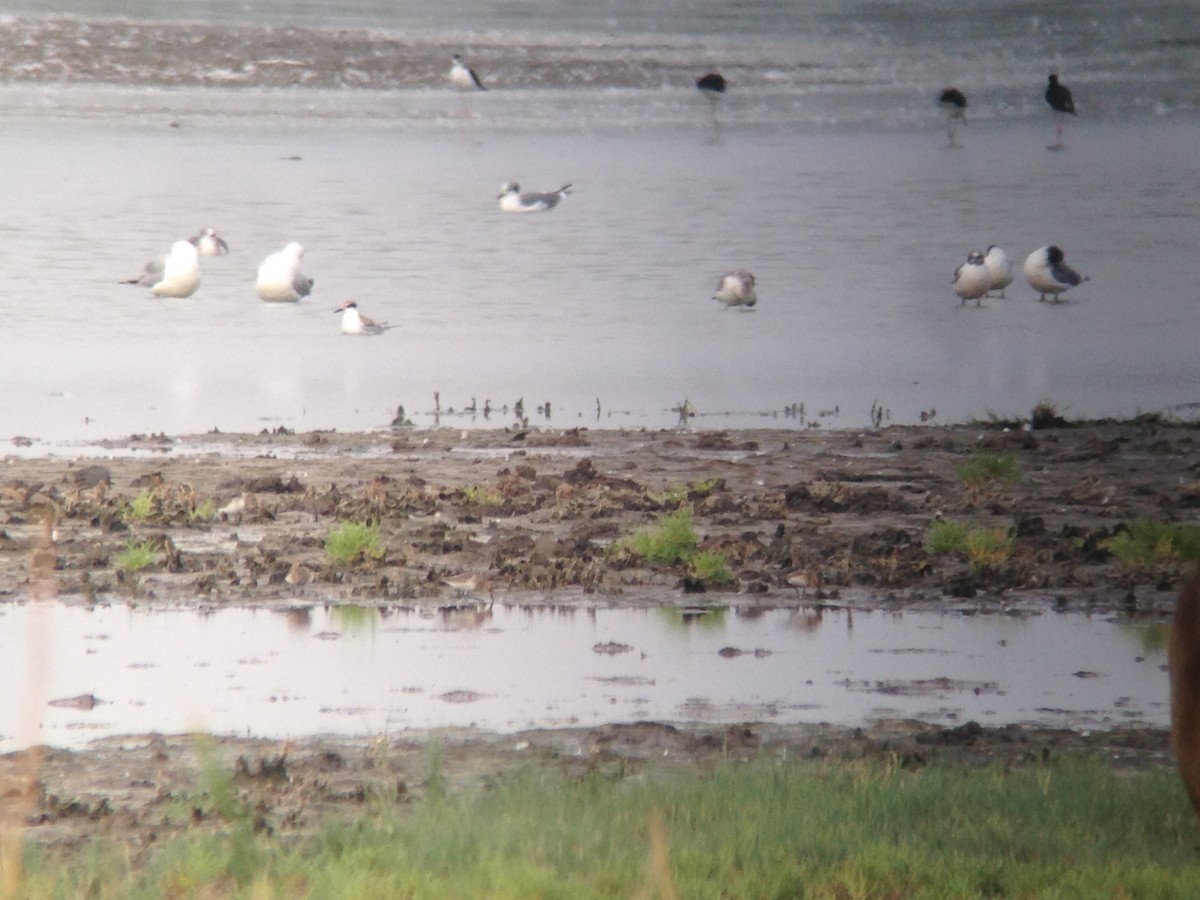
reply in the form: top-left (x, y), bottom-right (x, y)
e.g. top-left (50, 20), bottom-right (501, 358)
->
top-left (938, 87), bottom-right (967, 148)
top-left (334, 300), bottom-right (393, 335)
top-left (450, 54), bottom-right (486, 91)
top-left (1045, 74), bottom-right (1076, 149)
top-left (498, 182), bottom-right (572, 212)
top-left (1023, 245), bottom-right (1088, 301)
top-left (952, 250), bottom-right (990, 305)
top-left (983, 245), bottom-right (1013, 297)
top-left (188, 226), bottom-right (229, 257)
top-left (713, 270), bottom-right (757, 308)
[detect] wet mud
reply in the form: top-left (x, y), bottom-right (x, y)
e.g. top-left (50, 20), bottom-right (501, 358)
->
top-left (1, 418), bottom-right (1196, 849)
top-left (4, 418), bottom-right (1197, 614)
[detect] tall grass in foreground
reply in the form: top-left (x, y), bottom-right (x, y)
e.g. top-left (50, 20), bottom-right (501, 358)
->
top-left (9, 755), bottom-right (1200, 898)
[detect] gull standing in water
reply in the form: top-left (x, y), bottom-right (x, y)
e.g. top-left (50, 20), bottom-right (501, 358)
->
top-left (1045, 74), bottom-right (1076, 150)
top-left (938, 87), bottom-right (967, 148)
top-left (450, 54), bottom-right (486, 91)
top-left (713, 270), bottom-right (757, 308)
top-left (952, 250), bottom-right (990, 305)
top-left (121, 240), bottom-right (201, 298)
top-left (334, 300), bottom-right (393, 335)
top-left (1023, 245), bottom-right (1088, 301)
top-left (255, 242), bottom-right (313, 302)
top-left (189, 227), bottom-right (229, 256)
top-left (498, 182), bottom-right (573, 212)
top-left (983, 245), bottom-right (1013, 297)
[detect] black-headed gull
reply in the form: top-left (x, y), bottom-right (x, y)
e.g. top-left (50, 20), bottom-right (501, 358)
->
top-left (255, 242), bottom-right (313, 303)
top-left (983, 245), bottom-right (1013, 297)
top-left (713, 270), bottom-right (757, 308)
top-left (189, 227), bottom-right (229, 256)
top-left (1023, 245), bottom-right (1088, 301)
top-left (498, 182), bottom-right (573, 213)
top-left (952, 250), bottom-right (990, 305)
top-left (334, 300), bottom-right (393, 335)
top-left (121, 240), bottom-right (201, 298)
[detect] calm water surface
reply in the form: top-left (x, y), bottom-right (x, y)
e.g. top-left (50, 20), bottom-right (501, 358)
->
top-left (0, 603), bottom-right (1168, 751)
top-left (1, 115), bottom-right (1198, 443)
top-left (0, 1), bottom-right (1194, 441)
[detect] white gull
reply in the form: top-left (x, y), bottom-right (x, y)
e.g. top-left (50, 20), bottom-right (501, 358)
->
top-left (498, 182), bottom-right (573, 213)
top-left (121, 240), bottom-right (201, 298)
top-left (255, 242), bottom-right (313, 303)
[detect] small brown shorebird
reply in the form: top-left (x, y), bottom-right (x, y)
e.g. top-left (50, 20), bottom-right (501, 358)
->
top-left (785, 567), bottom-right (822, 596)
top-left (442, 572), bottom-right (492, 599)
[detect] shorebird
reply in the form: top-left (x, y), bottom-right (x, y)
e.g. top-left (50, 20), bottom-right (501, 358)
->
top-left (442, 572), bottom-right (491, 599)
top-left (121, 240), bottom-right (201, 298)
top-left (334, 300), bottom-right (393, 335)
top-left (1023, 245), bottom-right (1088, 301)
top-left (1045, 74), bottom-right (1076, 150)
top-left (952, 250), bottom-right (990, 305)
top-left (938, 87), bottom-right (967, 147)
top-left (983, 245), bottom-right (1013, 297)
top-left (188, 226), bottom-right (229, 256)
top-left (498, 181), bottom-right (573, 212)
top-left (449, 54), bottom-right (486, 91)
top-left (713, 270), bottom-right (757, 308)
top-left (255, 242), bottom-right (313, 302)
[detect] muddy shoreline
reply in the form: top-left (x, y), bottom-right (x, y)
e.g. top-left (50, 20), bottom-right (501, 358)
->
top-left (5, 418), bottom-right (1197, 613)
top-left (1, 419), bottom-right (1194, 849)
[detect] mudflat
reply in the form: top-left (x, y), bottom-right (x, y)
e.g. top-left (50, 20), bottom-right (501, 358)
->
top-left (0, 418), bottom-right (1193, 850)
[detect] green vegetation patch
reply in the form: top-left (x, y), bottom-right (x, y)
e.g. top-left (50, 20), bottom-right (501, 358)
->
top-left (620, 507), bottom-right (699, 564)
top-left (955, 450), bottom-right (1020, 489)
top-left (121, 489), bottom-right (157, 524)
top-left (925, 519), bottom-right (1014, 569)
top-left (114, 538), bottom-right (157, 574)
top-left (325, 520), bottom-right (386, 565)
top-left (611, 507), bottom-right (733, 588)
top-left (1104, 520), bottom-right (1200, 570)
top-left (11, 755), bottom-right (1200, 898)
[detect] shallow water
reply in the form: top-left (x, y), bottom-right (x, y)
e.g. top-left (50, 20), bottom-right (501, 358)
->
top-left (2, 115), bottom-right (1199, 444)
top-left (0, 1), bottom-right (1197, 442)
top-left (0, 602), bottom-right (1167, 751)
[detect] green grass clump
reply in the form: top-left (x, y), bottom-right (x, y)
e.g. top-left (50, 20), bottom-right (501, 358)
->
top-left (925, 519), bottom-right (1014, 569)
top-left (955, 451), bottom-right (1020, 489)
top-left (324, 520), bottom-right (386, 565)
top-left (964, 526), bottom-right (1015, 568)
top-left (622, 507), bottom-right (699, 564)
top-left (114, 539), bottom-right (157, 574)
top-left (612, 507), bottom-right (732, 588)
top-left (121, 489), bottom-right (157, 523)
top-left (10, 754), bottom-right (1200, 897)
top-left (188, 498), bottom-right (216, 523)
top-left (1104, 520), bottom-right (1200, 570)
top-left (689, 550), bottom-right (732, 586)
top-left (923, 518), bottom-right (970, 555)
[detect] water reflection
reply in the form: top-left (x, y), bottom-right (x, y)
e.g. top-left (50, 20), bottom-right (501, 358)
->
top-left (0, 602), bottom-right (1169, 751)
